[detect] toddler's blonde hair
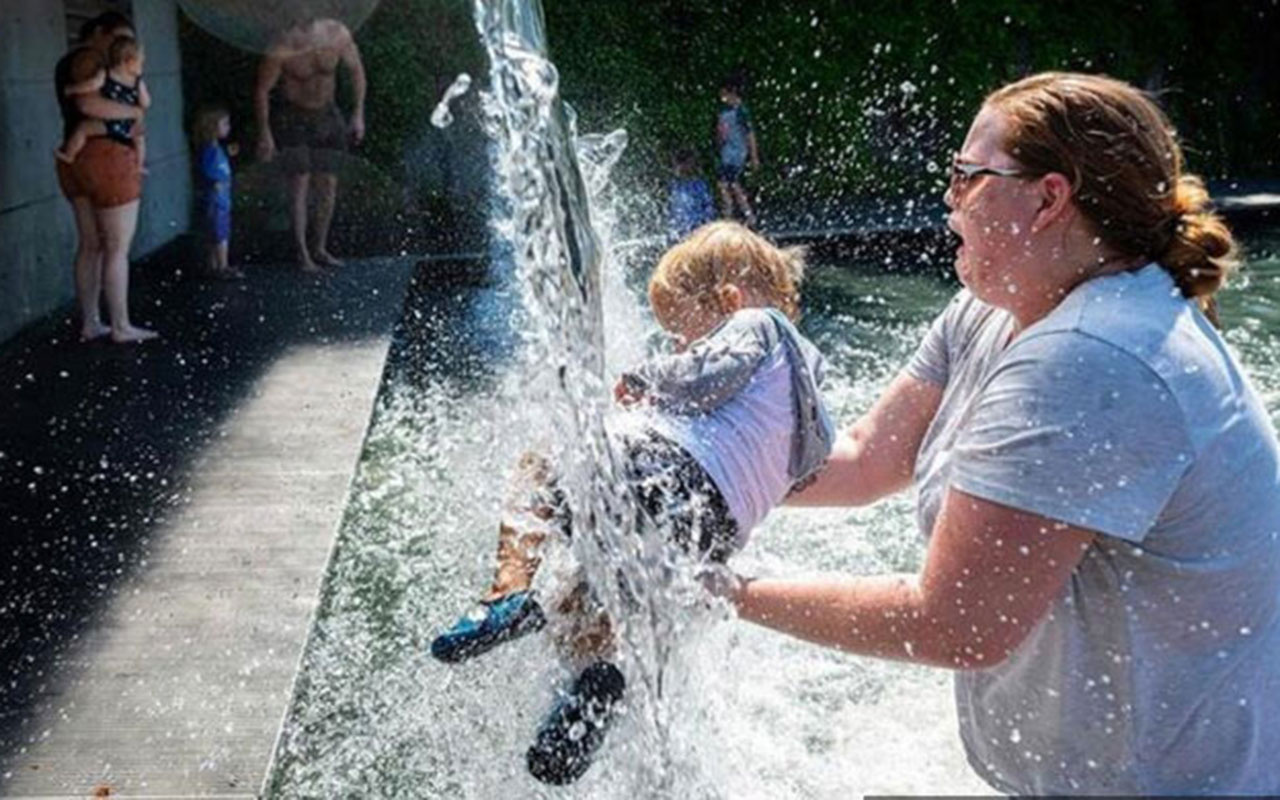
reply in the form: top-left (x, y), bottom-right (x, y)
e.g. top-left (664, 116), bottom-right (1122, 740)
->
top-left (650, 221), bottom-right (805, 319)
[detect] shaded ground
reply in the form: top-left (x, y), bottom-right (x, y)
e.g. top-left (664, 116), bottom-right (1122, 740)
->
top-left (0, 245), bottom-right (418, 756)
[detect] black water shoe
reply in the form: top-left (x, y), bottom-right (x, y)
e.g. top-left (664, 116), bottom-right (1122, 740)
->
top-left (526, 661), bottom-right (626, 785)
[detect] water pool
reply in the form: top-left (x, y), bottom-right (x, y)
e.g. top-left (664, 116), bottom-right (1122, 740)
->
top-left (263, 225), bottom-right (1278, 798)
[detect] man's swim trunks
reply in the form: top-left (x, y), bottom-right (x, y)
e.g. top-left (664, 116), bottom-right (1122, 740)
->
top-left (272, 102), bottom-right (347, 174)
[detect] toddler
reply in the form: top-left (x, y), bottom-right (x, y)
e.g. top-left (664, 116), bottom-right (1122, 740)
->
top-left (191, 105), bottom-right (242, 279)
top-left (667, 147), bottom-right (716, 241)
top-left (56, 35), bottom-right (149, 169)
top-left (431, 221), bottom-right (834, 785)
top-left (714, 76), bottom-right (760, 226)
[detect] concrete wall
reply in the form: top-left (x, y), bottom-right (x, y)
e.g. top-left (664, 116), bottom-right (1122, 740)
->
top-left (131, 0), bottom-right (190, 256)
top-left (0, 0), bottom-right (190, 344)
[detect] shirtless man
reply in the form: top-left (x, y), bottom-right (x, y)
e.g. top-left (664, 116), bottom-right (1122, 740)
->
top-left (254, 17), bottom-right (366, 273)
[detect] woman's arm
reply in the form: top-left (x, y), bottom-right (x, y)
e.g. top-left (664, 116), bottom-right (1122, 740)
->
top-left (786, 371), bottom-right (942, 507)
top-left (74, 93), bottom-right (144, 121)
top-left (735, 488), bottom-right (1094, 668)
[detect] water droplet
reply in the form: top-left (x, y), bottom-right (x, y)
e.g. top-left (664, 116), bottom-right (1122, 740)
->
top-left (431, 73), bottom-right (473, 129)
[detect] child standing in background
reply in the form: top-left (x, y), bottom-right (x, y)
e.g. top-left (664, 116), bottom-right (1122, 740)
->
top-left (192, 105), bottom-right (242, 279)
top-left (56, 35), bottom-right (150, 170)
top-left (667, 147), bottom-right (716, 241)
top-left (714, 75), bottom-right (760, 227)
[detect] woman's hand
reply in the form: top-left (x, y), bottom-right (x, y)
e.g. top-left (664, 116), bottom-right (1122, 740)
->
top-left (696, 564), bottom-right (751, 606)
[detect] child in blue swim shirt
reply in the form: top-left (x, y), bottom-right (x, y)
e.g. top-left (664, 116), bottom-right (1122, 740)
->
top-left (431, 221), bottom-right (834, 785)
top-left (192, 105), bottom-right (242, 279)
top-left (667, 147), bottom-right (716, 241)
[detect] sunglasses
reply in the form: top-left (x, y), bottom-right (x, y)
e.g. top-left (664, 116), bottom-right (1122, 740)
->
top-left (949, 161), bottom-right (1038, 189)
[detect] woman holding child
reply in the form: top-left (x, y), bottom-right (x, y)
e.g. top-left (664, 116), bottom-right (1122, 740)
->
top-left (54, 12), bottom-right (156, 343)
top-left (725, 72), bottom-right (1280, 794)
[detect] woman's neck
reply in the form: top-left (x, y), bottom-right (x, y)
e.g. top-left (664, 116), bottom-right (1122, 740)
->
top-left (1007, 251), bottom-right (1144, 334)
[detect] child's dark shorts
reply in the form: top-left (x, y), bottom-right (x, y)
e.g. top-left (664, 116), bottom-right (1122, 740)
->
top-left (202, 201), bottom-right (231, 245)
top-left (622, 431), bottom-right (738, 563)
top-left (542, 431), bottom-right (738, 564)
top-left (717, 162), bottom-right (745, 183)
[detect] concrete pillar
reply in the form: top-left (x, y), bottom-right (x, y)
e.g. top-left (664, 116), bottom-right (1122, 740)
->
top-left (0, 0), bottom-right (78, 343)
top-left (131, 0), bottom-right (191, 256)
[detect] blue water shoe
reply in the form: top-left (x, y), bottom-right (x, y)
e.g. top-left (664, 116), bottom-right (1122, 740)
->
top-left (430, 591), bottom-right (546, 664)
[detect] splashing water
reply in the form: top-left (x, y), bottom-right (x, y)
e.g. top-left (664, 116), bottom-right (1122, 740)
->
top-left (268, 0), bottom-right (991, 796)
top-left (472, 1), bottom-right (698, 788)
top-left (431, 73), bottom-right (474, 129)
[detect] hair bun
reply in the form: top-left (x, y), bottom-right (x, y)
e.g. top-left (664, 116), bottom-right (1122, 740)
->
top-left (1172, 175), bottom-right (1210, 217)
top-left (1159, 175), bottom-right (1237, 315)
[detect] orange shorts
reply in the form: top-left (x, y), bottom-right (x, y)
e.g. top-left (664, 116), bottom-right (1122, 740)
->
top-left (56, 138), bottom-right (141, 209)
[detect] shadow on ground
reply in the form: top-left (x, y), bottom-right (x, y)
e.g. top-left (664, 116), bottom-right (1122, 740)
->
top-left (0, 247), bottom-right (420, 754)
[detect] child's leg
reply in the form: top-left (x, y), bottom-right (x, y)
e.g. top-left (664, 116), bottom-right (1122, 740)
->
top-left (730, 181), bottom-right (756, 225)
top-left (716, 180), bottom-right (734, 218)
top-left (205, 237), bottom-right (220, 274)
top-left (216, 241), bottom-right (230, 272)
top-left (56, 119), bottom-right (104, 163)
top-left (430, 451), bottom-right (564, 663)
top-left (548, 580), bottom-right (615, 663)
top-left (485, 451), bottom-right (562, 600)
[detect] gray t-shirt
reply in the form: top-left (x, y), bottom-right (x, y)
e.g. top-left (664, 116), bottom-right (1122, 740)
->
top-left (906, 264), bottom-right (1280, 794)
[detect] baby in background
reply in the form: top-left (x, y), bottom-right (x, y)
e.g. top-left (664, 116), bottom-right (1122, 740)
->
top-left (56, 35), bottom-right (150, 170)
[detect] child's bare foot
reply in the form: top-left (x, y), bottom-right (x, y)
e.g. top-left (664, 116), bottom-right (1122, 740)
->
top-left (80, 321), bottom-right (111, 342)
top-left (110, 325), bottom-right (159, 344)
top-left (314, 249), bottom-right (345, 268)
top-left (298, 256), bottom-right (323, 274)
top-left (205, 265), bottom-right (244, 281)
top-left (55, 148), bottom-right (75, 164)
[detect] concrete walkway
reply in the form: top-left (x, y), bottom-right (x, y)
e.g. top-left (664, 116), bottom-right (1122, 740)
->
top-left (0, 255), bottom-right (415, 797)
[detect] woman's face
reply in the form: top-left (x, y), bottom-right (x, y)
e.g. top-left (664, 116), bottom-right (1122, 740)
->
top-left (945, 106), bottom-right (1044, 305)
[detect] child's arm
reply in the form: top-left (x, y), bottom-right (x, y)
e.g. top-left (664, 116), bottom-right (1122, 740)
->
top-left (64, 69), bottom-right (105, 96)
top-left (66, 50), bottom-right (139, 121)
top-left (744, 106), bottom-right (760, 168)
top-left (138, 78), bottom-right (151, 110)
top-left (619, 312), bottom-right (771, 414)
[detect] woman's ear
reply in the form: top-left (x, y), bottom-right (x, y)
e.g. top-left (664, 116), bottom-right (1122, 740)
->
top-left (1032, 172), bottom-right (1075, 232)
top-left (716, 283), bottom-right (744, 313)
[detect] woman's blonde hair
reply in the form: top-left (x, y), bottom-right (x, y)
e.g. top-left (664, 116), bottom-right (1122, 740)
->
top-left (986, 72), bottom-right (1237, 324)
top-left (191, 104), bottom-right (229, 148)
top-left (650, 221), bottom-right (806, 319)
